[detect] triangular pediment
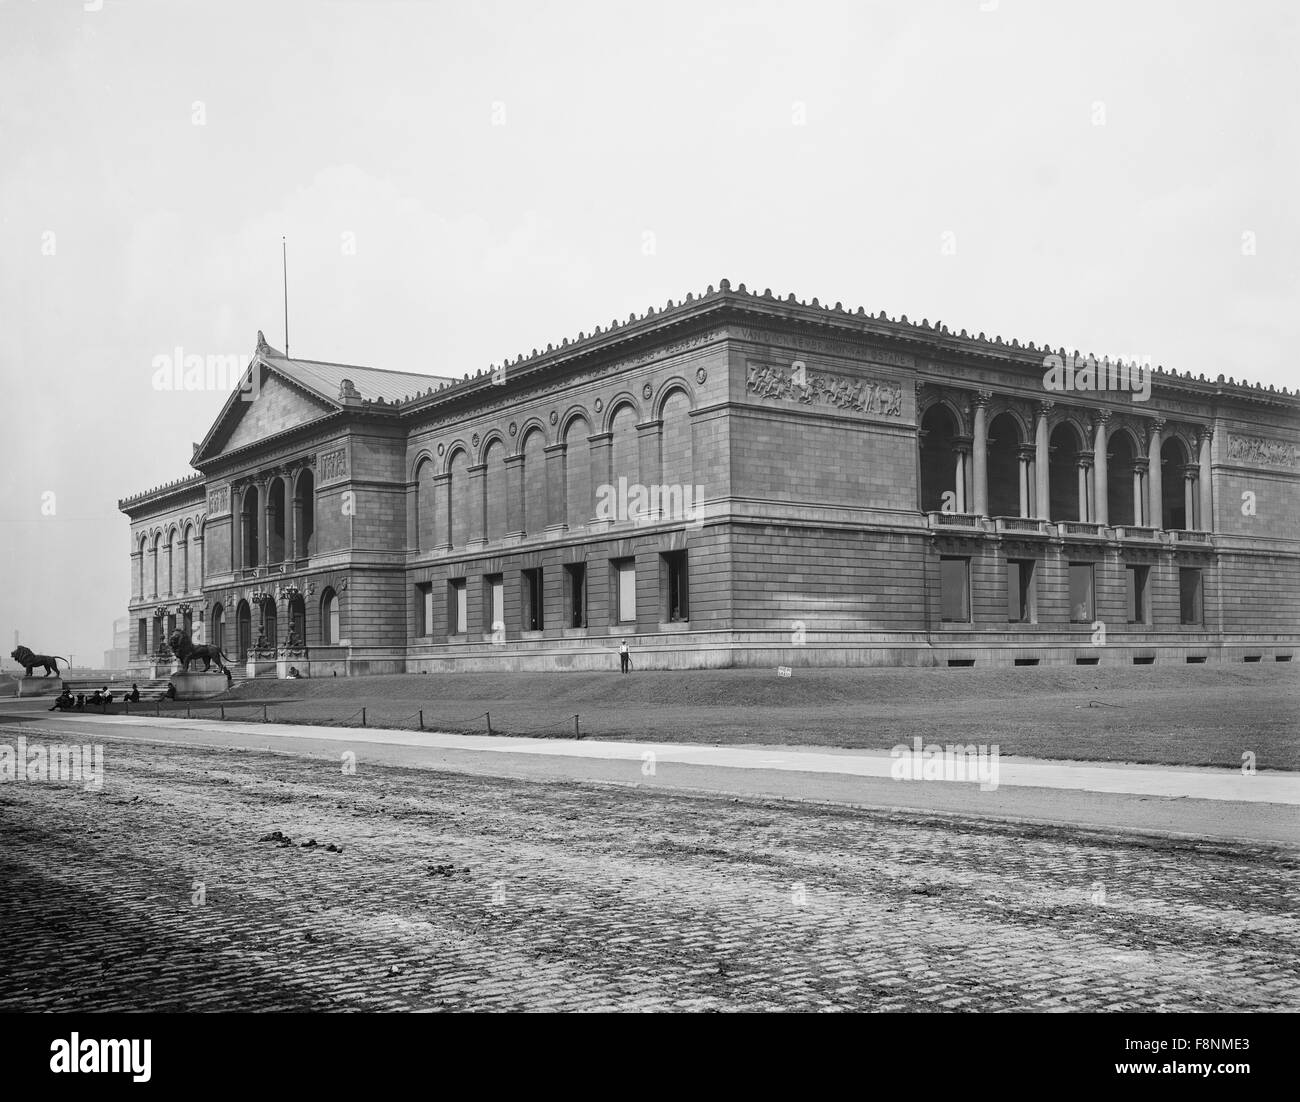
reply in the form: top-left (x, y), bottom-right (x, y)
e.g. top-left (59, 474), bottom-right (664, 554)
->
top-left (196, 357), bottom-right (340, 463)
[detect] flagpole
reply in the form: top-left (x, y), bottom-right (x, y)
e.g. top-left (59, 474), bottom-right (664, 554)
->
top-left (282, 236), bottom-right (289, 357)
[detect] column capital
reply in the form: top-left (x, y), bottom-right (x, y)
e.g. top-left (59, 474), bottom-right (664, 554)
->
top-left (1181, 463), bottom-right (1200, 480)
top-left (1036, 400), bottom-right (1055, 417)
top-left (1196, 425), bottom-right (1214, 444)
top-left (1149, 415), bottom-right (1167, 432)
top-left (973, 390), bottom-right (993, 407)
top-left (1092, 408), bottom-right (1112, 427)
top-left (1076, 451), bottom-right (1095, 470)
top-left (1132, 457), bottom-right (1150, 473)
top-left (1016, 443), bottom-right (1037, 461)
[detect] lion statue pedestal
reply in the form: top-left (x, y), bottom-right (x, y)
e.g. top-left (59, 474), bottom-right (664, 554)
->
top-left (170, 672), bottom-right (230, 699)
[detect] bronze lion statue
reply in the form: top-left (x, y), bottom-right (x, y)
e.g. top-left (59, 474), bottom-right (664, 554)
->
top-left (168, 629), bottom-right (231, 675)
top-left (10, 646), bottom-right (67, 678)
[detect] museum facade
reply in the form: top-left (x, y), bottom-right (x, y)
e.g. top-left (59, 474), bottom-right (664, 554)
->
top-left (119, 281), bottom-right (1300, 675)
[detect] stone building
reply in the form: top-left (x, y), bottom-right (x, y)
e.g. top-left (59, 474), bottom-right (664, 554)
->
top-left (119, 281), bottom-right (1300, 675)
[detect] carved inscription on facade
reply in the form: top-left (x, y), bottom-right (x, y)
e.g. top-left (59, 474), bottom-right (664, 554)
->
top-left (1226, 433), bottom-right (1300, 469)
top-left (745, 362), bottom-right (904, 418)
top-left (735, 327), bottom-right (916, 369)
top-left (319, 448), bottom-right (348, 483)
top-left (207, 486), bottom-right (230, 516)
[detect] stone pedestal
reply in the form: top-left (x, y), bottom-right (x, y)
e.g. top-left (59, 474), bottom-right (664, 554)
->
top-left (16, 677), bottom-right (63, 698)
top-left (275, 658), bottom-right (308, 679)
top-left (171, 672), bottom-right (230, 699)
top-left (246, 659), bottom-right (276, 679)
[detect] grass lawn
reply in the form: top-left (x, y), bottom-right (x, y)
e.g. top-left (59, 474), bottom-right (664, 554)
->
top-left (140, 662), bottom-right (1300, 771)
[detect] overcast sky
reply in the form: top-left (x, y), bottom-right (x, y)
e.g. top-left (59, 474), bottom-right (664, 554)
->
top-left (1, 0), bottom-right (1297, 665)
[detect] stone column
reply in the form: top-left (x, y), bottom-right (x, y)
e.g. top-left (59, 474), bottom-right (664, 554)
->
top-left (1147, 417), bottom-right (1165, 529)
top-left (1182, 464), bottom-right (1198, 530)
top-left (1076, 454), bottom-right (1093, 523)
top-left (1197, 427), bottom-right (1214, 532)
top-left (433, 472), bottom-right (452, 550)
top-left (466, 463), bottom-right (487, 547)
top-left (588, 433), bottom-right (613, 528)
top-left (1092, 410), bottom-right (1110, 526)
top-left (972, 392), bottom-right (991, 516)
top-left (952, 436), bottom-right (971, 513)
top-left (504, 454), bottom-right (526, 538)
top-left (261, 480), bottom-right (273, 567)
top-left (1035, 402), bottom-right (1052, 519)
top-left (231, 488), bottom-right (243, 573)
top-left (131, 551), bottom-right (142, 600)
top-left (1132, 458), bottom-right (1149, 526)
top-left (1017, 444), bottom-right (1035, 518)
top-left (544, 443), bottom-right (568, 530)
top-left (637, 420), bottom-right (664, 521)
top-left (291, 478), bottom-right (303, 561)
top-left (165, 537), bottom-right (174, 596)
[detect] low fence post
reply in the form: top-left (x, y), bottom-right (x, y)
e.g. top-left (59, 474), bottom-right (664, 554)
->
top-left (574, 714), bottom-right (580, 740)
top-left (361, 707), bottom-right (366, 727)
top-left (263, 704), bottom-right (267, 723)
top-left (220, 704), bottom-right (225, 720)
top-left (486, 712), bottom-right (492, 736)
top-left (418, 709), bottom-right (423, 730)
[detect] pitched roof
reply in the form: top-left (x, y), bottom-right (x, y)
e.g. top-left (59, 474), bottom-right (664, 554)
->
top-left (260, 347), bottom-right (457, 404)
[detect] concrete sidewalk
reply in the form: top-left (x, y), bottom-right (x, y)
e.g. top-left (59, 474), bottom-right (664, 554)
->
top-left (9, 711), bottom-right (1298, 803)
top-left (4, 712), bottom-right (1297, 845)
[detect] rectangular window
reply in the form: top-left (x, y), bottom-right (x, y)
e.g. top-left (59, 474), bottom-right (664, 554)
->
top-left (1179, 568), bottom-right (1203, 625)
top-left (564, 563), bottom-right (587, 628)
top-left (484, 574), bottom-right (504, 635)
top-left (137, 619), bottom-right (147, 657)
top-left (613, 558), bottom-right (637, 623)
top-left (1069, 562), bottom-right (1094, 623)
top-left (1125, 565), bottom-right (1150, 624)
top-left (521, 568), bottom-right (544, 631)
top-left (1006, 559), bottom-right (1035, 623)
top-left (939, 557), bottom-right (969, 623)
top-left (448, 578), bottom-right (467, 635)
top-left (417, 582), bottom-right (434, 637)
top-left (663, 550), bottom-right (689, 622)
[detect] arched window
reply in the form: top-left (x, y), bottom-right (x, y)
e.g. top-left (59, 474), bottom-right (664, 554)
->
top-left (522, 429), bottom-right (547, 536)
top-left (236, 600), bottom-right (252, 661)
top-left (610, 404), bottom-right (639, 502)
top-left (919, 405), bottom-right (959, 512)
top-left (268, 477), bottom-right (286, 564)
top-left (1107, 432), bottom-right (1138, 526)
top-left (289, 595), bottom-right (306, 647)
top-left (1048, 423), bottom-right (1085, 521)
top-left (241, 485), bottom-right (260, 568)
top-left (564, 415), bottom-right (591, 530)
top-left (167, 528), bottom-right (178, 595)
top-left (449, 449), bottom-right (471, 548)
top-left (294, 469), bottom-right (316, 559)
top-left (484, 439), bottom-right (507, 542)
top-left (321, 588), bottom-right (340, 645)
top-left (660, 390), bottom-right (693, 499)
top-left (211, 604), bottom-right (225, 652)
top-left (415, 457), bottom-right (436, 551)
top-left (986, 412), bottom-right (1023, 518)
top-left (1160, 437), bottom-right (1191, 529)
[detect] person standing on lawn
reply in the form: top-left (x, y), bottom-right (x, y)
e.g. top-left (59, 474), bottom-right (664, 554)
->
top-left (619, 640), bottom-right (632, 674)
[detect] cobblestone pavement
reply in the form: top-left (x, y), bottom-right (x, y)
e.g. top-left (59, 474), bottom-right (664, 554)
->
top-left (1, 735), bottom-right (1296, 1012)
